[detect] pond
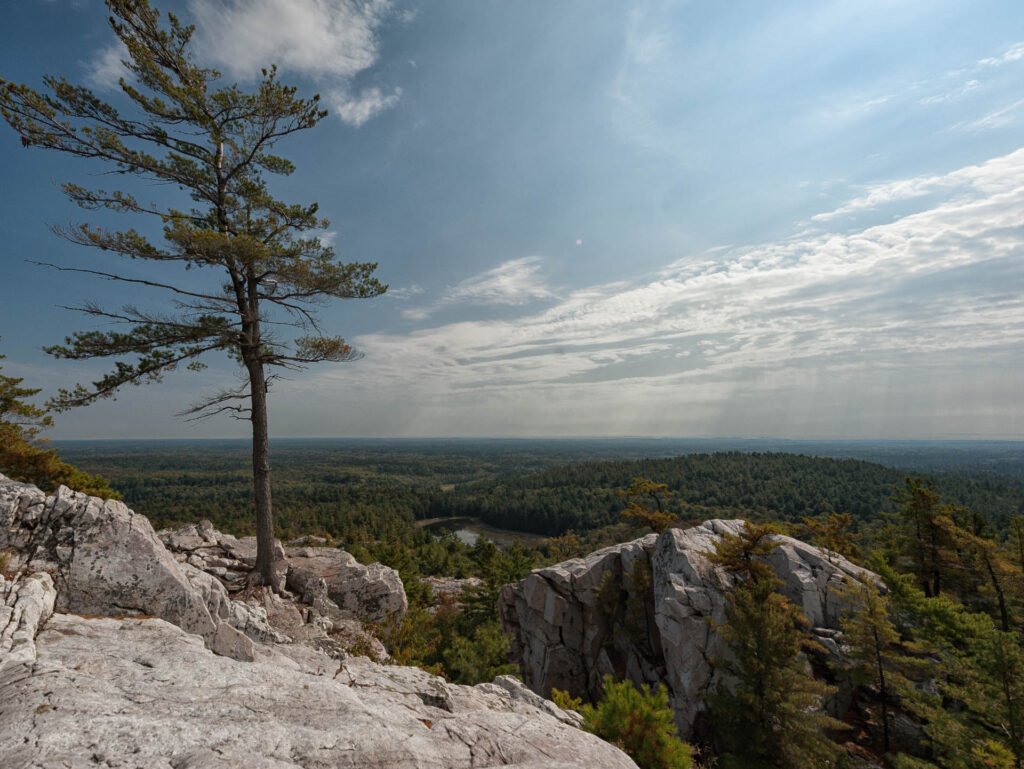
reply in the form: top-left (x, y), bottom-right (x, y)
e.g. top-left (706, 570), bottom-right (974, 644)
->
top-left (416, 516), bottom-right (549, 548)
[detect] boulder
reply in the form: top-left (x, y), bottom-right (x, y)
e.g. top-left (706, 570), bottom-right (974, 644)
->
top-left (287, 547), bottom-right (408, 624)
top-left (421, 576), bottom-right (485, 604)
top-left (0, 478), bottom-right (218, 640)
top-left (500, 519), bottom-right (880, 738)
top-left (0, 476), bottom-right (287, 660)
top-left (0, 612), bottom-right (637, 769)
top-left (158, 522), bottom-right (407, 630)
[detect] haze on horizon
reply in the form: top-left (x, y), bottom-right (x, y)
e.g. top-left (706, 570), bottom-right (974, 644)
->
top-left (1, 0), bottom-right (1022, 441)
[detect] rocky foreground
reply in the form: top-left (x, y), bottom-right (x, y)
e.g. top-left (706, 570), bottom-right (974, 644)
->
top-left (0, 476), bottom-right (636, 769)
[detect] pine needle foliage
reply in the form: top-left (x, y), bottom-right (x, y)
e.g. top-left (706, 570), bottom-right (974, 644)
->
top-left (618, 477), bottom-right (678, 533)
top-left (708, 521), bottom-right (846, 768)
top-left (580, 675), bottom-right (693, 769)
top-left (834, 576), bottom-right (920, 757)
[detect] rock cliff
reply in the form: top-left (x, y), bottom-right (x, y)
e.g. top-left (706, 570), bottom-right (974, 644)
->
top-left (499, 519), bottom-right (880, 738)
top-left (0, 475), bottom-right (636, 769)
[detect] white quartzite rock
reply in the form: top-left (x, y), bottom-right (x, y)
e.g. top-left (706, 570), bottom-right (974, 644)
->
top-left (0, 478), bottom-right (225, 641)
top-left (0, 613), bottom-right (637, 769)
top-left (0, 572), bottom-right (56, 675)
top-left (287, 546), bottom-right (408, 624)
top-left (500, 519), bottom-right (880, 738)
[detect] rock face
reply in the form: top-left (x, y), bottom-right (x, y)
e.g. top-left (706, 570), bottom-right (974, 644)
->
top-left (1, 474), bottom-right (630, 768)
top-left (500, 519), bottom-right (879, 738)
top-left (0, 479), bottom-right (220, 642)
top-left (1, 612), bottom-right (635, 768)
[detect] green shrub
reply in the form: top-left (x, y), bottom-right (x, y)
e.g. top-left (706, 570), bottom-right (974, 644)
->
top-left (581, 675), bottom-right (693, 769)
top-left (551, 687), bottom-right (583, 712)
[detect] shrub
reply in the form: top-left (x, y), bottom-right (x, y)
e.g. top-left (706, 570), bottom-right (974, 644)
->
top-left (580, 675), bottom-right (693, 769)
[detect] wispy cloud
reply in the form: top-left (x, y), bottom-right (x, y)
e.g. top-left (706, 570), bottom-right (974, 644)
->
top-left (918, 79), bottom-right (979, 105)
top-left (387, 285), bottom-right (425, 300)
top-left (955, 97), bottom-right (1024, 133)
top-left (811, 147), bottom-right (1024, 221)
top-left (402, 256), bottom-right (554, 320)
top-left (292, 147), bottom-right (1024, 436)
top-left (85, 42), bottom-right (129, 90)
top-left (978, 41), bottom-right (1024, 68)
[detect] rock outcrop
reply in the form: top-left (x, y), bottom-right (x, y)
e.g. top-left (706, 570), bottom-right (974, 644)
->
top-left (500, 519), bottom-right (880, 738)
top-left (1, 613), bottom-right (636, 768)
top-left (0, 474), bottom-right (633, 768)
top-left (0, 479), bottom-right (227, 646)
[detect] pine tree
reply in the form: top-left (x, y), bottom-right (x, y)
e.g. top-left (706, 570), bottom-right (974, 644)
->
top-left (801, 512), bottom-right (861, 564)
top-left (0, 1), bottom-right (385, 586)
top-left (707, 522), bottom-right (846, 768)
top-left (879, 561), bottom-right (1024, 768)
top-left (580, 675), bottom-right (694, 769)
top-left (618, 477), bottom-right (677, 533)
top-left (893, 478), bottom-right (958, 598)
top-left (835, 577), bottom-right (918, 756)
top-left (0, 347), bottom-right (117, 498)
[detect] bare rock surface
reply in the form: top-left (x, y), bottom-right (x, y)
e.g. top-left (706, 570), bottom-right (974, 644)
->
top-left (0, 572), bottom-right (55, 675)
top-left (0, 475), bottom-right (402, 661)
top-left (0, 613), bottom-right (636, 769)
top-left (500, 519), bottom-right (880, 738)
top-left (422, 576), bottom-right (485, 604)
top-left (286, 546), bottom-right (408, 624)
top-left (0, 478), bottom-right (219, 641)
top-left (0, 474), bottom-right (635, 767)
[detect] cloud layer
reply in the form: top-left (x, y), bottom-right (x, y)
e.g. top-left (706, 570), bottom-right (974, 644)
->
top-left (289, 147), bottom-right (1024, 438)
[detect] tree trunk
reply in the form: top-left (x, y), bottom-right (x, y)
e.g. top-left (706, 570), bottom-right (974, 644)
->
top-left (873, 627), bottom-right (890, 755)
top-left (247, 355), bottom-right (276, 588)
top-left (983, 551), bottom-right (1011, 633)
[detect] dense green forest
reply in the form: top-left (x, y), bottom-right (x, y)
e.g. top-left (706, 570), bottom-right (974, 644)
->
top-left (434, 452), bottom-right (1024, 536)
top-left (58, 441), bottom-right (1024, 544)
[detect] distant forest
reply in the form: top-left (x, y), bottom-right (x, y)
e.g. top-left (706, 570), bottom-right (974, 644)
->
top-left (57, 440), bottom-right (1024, 542)
top-left (433, 452), bottom-right (1024, 536)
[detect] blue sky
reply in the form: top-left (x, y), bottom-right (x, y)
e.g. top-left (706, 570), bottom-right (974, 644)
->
top-left (1, 0), bottom-right (1023, 439)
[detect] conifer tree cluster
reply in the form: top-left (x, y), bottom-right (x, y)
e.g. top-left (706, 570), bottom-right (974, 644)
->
top-left (0, 345), bottom-right (117, 498)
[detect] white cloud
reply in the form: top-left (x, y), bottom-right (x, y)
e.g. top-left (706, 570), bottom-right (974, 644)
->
top-left (811, 147), bottom-right (1024, 221)
top-left (183, 0), bottom-right (399, 124)
top-left (402, 256), bottom-right (554, 320)
top-left (85, 43), bottom-right (129, 90)
top-left (331, 86), bottom-right (402, 127)
top-left (188, 0), bottom-right (390, 79)
top-left (386, 285), bottom-right (425, 300)
top-left (978, 41), bottom-right (1024, 68)
top-left (290, 147), bottom-right (1024, 437)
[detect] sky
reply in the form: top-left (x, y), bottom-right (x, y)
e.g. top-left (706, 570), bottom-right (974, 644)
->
top-left (1, 0), bottom-right (1023, 440)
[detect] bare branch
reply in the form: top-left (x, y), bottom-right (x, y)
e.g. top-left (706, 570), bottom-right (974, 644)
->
top-left (33, 261), bottom-right (233, 305)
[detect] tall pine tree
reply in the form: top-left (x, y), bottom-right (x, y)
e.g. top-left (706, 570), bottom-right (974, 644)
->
top-left (707, 522), bottom-right (846, 768)
top-left (0, 1), bottom-right (385, 586)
